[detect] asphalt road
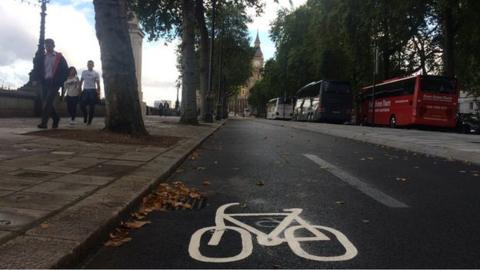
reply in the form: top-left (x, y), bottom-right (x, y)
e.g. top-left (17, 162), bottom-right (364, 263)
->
top-left (79, 118), bottom-right (480, 268)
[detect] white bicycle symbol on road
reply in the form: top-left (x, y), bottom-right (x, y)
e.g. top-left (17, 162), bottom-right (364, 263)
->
top-left (188, 203), bottom-right (358, 263)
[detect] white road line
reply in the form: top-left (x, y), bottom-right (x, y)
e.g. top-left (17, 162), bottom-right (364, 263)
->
top-left (304, 154), bottom-right (409, 208)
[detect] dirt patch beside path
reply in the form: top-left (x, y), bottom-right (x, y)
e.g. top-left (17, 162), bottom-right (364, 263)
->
top-left (26, 129), bottom-right (182, 148)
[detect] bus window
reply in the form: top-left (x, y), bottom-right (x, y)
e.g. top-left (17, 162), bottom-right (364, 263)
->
top-left (325, 82), bottom-right (351, 94)
top-left (278, 98), bottom-right (292, 105)
top-left (421, 77), bottom-right (456, 94)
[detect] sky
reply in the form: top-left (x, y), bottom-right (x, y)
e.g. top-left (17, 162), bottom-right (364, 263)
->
top-left (0, 0), bottom-right (306, 106)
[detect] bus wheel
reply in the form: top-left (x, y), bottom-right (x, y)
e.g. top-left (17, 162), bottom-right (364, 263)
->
top-left (389, 115), bottom-right (397, 128)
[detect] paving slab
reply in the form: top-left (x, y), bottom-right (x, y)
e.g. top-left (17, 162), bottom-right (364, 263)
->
top-left (7, 169), bottom-right (62, 181)
top-left (113, 151), bottom-right (160, 162)
top-left (0, 116), bottom-right (225, 268)
top-left (26, 165), bottom-right (81, 174)
top-left (0, 190), bottom-right (14, 197)
top-left (52, 157), bottom-right (105, 169)
top-left (79, 152), bottom-right (118, 159)
top-left (76, 164), bottom-right (137, 177)
top-left (0, 231), bottom-right (12, 243)
top-left (24, 182), bottom-right (99, 197)
top-left (0, 192), bottom-right (77, 211)
top-left (103, 160), bottom-right (145, 167)
top-left (52, 174), bottom-right (115, 186)
top-left (0, 165), bottom-right (19, 172)
top-left (0, 207), bottom-right (49, 231)
top-left (0, 236), bottom-right (79, 269)
top-left (0, 178), bottom-right (42, 191)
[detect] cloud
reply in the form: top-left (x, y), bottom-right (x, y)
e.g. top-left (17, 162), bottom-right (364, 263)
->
top-left (247, 0), bottom-right (307, 33)
top-left (246, 0), bottom-right (307, 60)
top-left (0, 0), bottom-right (101, 89)
top-left (0, 2), bottom-right (38, 66)
top-left (0, 0), bottom-right (305, 104)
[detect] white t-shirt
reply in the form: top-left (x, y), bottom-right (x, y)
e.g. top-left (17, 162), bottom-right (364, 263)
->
top-left (81, 70), bottom-right (100, 90)
top-left (64, 76), bottom-right (81, 97)
top-left (44, 52), bottom-right (57, 79)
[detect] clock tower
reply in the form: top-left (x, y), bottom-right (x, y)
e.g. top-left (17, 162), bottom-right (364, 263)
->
top-left (233, 31), bottom-right (264, 116)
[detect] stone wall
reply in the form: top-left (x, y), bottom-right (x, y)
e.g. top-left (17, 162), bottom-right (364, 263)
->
top-left (0, 89), bottom-right (106, 118)
top-left (0, 90), bottom-right (37, 117)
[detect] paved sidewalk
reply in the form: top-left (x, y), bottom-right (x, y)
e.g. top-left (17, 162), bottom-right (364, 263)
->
top-left (255, 118), bottom-right (480, 166)
top-left (0, 116), bottom-right (223, 268)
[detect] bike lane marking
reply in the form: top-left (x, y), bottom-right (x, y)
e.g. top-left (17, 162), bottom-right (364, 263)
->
top-left (304, 154), bottom-right (408, 208)
top-left (188, 203), bottom-right (358, 263)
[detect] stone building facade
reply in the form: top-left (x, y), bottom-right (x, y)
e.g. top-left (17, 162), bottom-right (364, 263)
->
top-left (231, 32), bottom-right (264, 116)
top-left (128, 14), bottom-right (146, 116)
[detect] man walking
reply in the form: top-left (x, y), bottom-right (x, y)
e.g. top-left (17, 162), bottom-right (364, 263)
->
top-left (37, 38), bottom-right (69, 129)
top-left (80, 60), bottom-right (101, 125)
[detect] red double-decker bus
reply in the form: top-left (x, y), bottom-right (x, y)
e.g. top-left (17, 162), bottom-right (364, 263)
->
top-left (359, 75), bottom-right (458, 128)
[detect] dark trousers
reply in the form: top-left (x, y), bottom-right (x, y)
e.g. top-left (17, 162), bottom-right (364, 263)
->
top-left (80, 89), bottom-right (97, 123)
top-left (66, 96), bottom-right (79, 120)
top-left (40, 80), bottom-right (60, 125)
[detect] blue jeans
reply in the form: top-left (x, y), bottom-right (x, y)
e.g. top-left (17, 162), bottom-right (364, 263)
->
top-left (65, 96), bottom-right (79, 120)
top-left (80, 89), bottom-right (97, 123)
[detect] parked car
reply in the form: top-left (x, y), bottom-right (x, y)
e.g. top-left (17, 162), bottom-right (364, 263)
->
top-left (457, 113), bottom-right (480, 134)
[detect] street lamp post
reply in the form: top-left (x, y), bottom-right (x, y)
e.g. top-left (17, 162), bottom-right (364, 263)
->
top-left (31, 0), bottom-right (49, 84)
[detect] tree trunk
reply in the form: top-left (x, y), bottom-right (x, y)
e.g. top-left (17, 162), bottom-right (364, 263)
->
top-left (93, 0), bottom-right (147, 135)
top-left (195, 0), bottom-right (210, 122)
top-left (442, 1), bottom-right (455, 77)
top-left (180, 0), bottom-right (199, 124)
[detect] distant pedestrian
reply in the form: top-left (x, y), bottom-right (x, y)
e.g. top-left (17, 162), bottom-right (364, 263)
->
top-left (37, 38), bottom-right (69, 129)
top-left (164, 101), bottom-right (170, 115)
top-left (158, 102), bottom-right (164, 116)
top-left (62, 67), bottom-right (81, 124)
top-left (79, 60), bottom-right (101, 125)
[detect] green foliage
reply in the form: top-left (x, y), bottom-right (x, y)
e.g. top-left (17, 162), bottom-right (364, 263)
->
top-left (249, 0), bottom-right (480, 113)
top-left (213, 2), bottom-right (254, 97)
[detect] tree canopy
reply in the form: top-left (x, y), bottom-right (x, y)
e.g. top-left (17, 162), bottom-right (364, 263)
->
top-left (250, 0), bottom-right (480, 113)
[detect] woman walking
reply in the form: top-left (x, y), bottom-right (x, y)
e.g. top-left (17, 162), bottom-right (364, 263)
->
top-left (63, 67), bottom-right (81, 124)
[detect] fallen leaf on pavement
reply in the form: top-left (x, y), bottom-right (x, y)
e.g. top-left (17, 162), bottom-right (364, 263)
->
top-left (256, 181), bottom-right (265, 186)
top-left (132, 212), bottom-right (145, 219)
top-left (202, 181), bottom-right (211, 186)
top-left (189, 192), bottom-right (201, 199)
top-left (124, 220), bottom-right (151, 229)
top-left (40, 223), bottom-right (49, 229)
top-left (336, 201), bottom-right (345, 205)
top-left (174, 202), bottom-right (184, 208)
top-left (105, 237), bottom-right (132, 247)
top-left (196, 166), bottom-right (206, 171)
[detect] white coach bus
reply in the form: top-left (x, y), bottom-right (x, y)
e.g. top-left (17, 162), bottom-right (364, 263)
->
top-left (266, 97), bottom-right (293, 120)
